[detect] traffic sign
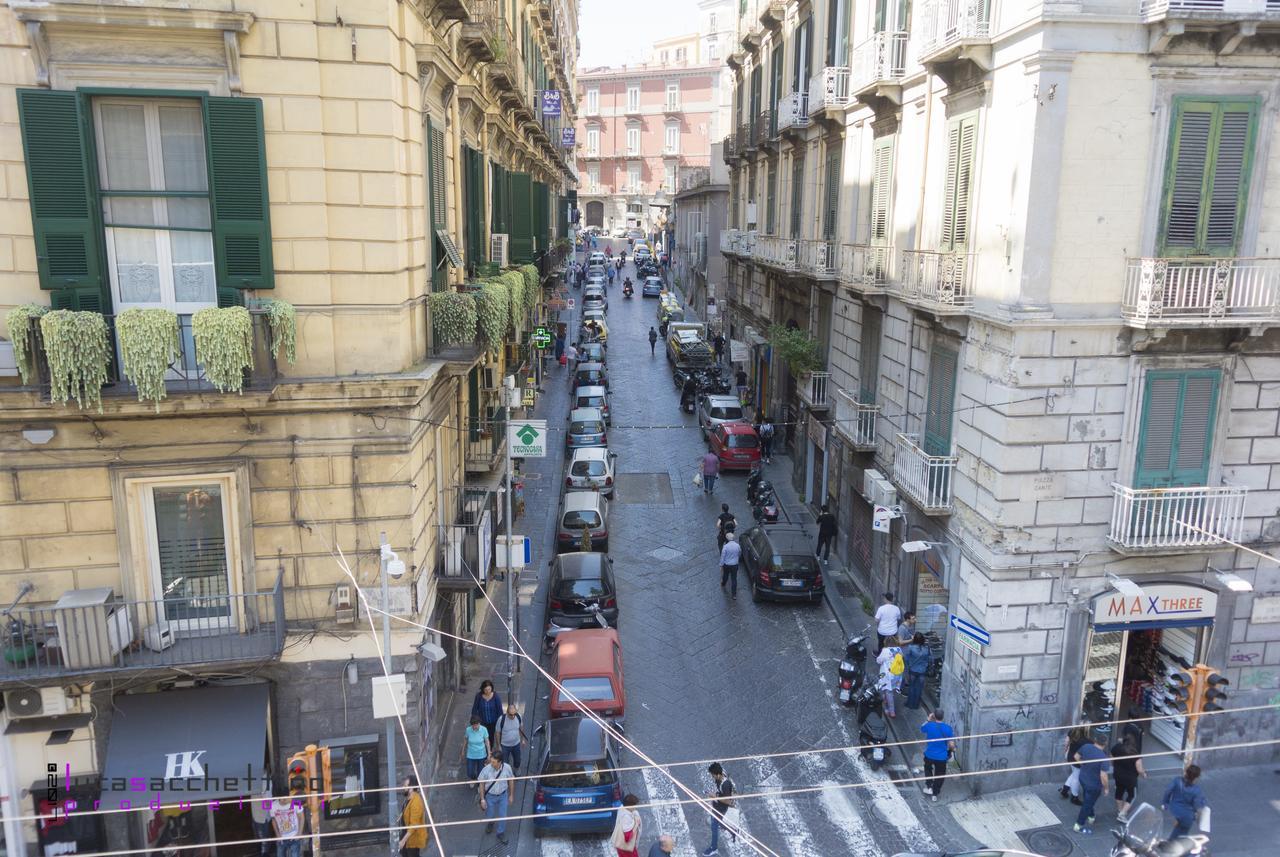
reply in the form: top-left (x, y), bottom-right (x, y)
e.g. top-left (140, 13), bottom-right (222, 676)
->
top-left (532, 326), bottom-right (552, 349)
top-left (509, 420), bottom-right (548, 458)
top-left (949, 614), bottom-right (991, 646)
top-left (956, 632), bottom-right (981, 655)
top-left (568, 298), bottom-right (576, 310)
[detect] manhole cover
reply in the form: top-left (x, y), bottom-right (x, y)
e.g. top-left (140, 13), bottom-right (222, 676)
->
top-left (1018, 825), bottom-right (1075, 857)
top-left (614, 472), bottom-right (675, 505)
top-left (649, 546), bottom-right (683, 562)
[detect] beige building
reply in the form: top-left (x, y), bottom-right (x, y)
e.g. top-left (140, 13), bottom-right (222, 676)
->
top-left (0, 0), bottom-right (575, 852)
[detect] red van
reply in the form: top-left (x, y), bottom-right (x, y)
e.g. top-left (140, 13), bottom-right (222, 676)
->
top-left (549, 629), bottom-right (626, 724)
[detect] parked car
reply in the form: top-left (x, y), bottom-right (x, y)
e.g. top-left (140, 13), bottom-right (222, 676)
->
top-left (556, 490), bottom-right (610, 552)
top-left (573, 362), bottom-right (608, 390)
top-left (577, 342), bottom-right (607, 367)
top-left (545, 551), bottom-right (619, 631)
top-left (612, 226), bottom-right (627, 237)
top-left (740, 524), bottom-right (825, 603)
top-left (549, 628), bottom-right (627, 721)
top-left (566, 406), bottom-right (607, 451)
top-left (580, 316), bottom-right (609, 343)
top-left (641, 276), bottom-right (664, 297)
top-left (531, 716), bottom-right (623, 836)
top-left (708, 422), bottom-right (761, 470)
top-left (588, 251), bottom-right (606, 266)
top-left (633, 248), bottom-right (652, 265)
top-left (586, 264), bottom-right (606, 279)
top-left (698, 394), bottom-right (746, 438)
top-left (566, 447), bottom-right (617, 495)
top-left (582, 289), bottom-right (607, 313)
top-left (572, 384), bottom-right (611, 424)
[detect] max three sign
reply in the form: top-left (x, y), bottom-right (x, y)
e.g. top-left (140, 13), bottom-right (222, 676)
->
top-left (1093, 582), bottom-right (1218, 625)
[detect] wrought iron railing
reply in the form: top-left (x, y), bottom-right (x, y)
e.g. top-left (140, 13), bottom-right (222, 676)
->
top-left (800, 371), bottom-right (831, 409)
top-left (797, 239), bottom-right (838, 278)
top-left (808, 67), bottom-right (852, 114)
top-left (754, 236), bottom-right (797, 270)
top-left (1108, 484), bottom-right (1247, 552)
top-left (852, 31), bottom-right (910, 92)
top-left (893, 433), bottom-right (957, 514)
top-left (899, 249), bottom-right (975, 309)
top-left (834, 389), bottom-right (879, 451)
top-left (1122, 257), bottom-right (1280, 326)
top-left (918, 0), bottom-right (992, 57)
top-left (1141, 0), bottom-right (1280, 16)
top-left (840, 243), bottom-right (893, 288)
top-left (776, 92), bottom-right (810, 132)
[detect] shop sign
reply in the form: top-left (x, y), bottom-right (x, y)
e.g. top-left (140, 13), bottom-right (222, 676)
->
top-left (1091, 582), bottom-right (1218, 625)
top-left (542, 89), bottom-right (562, 116)
top-left (807, 414), bottom-right (827, 451)
top-left (522, 387), bottom-right (536, 406)
top-left (956, 632), bottom-right (982, 655)
top-left (510, 420), bottom-right (548, 458)
top-left (561, 127), bottom-right (575, 147)
top-left (730, 340), bottom-right (748, 363)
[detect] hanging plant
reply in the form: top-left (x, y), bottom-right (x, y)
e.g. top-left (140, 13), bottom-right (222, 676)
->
top-left (520, 264), bottom-right (540, 312)
top-left (116, 308), bottom-right (180, 410)
top-left (5, 303), bottom-right (48, 384)
top-left (475, 281), bottom-right (510, 349)
top-left (192, 306), bottom-right (254, 394)
top-left (768, 323), bottom-right (823, 376)
top-left (39, 310), bottom-right (110, 412)
top-left (430, 290), bottom-right (478, 346)
top-left (261, 298), bottom-right (297, 364)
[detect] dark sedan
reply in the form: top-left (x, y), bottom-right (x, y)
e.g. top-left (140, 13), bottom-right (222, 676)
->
top-left (740, 524), bottom-right (825, 603)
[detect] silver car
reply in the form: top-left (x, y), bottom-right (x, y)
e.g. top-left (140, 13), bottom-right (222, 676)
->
top-left (566, 447), bottom-right (618, 496)
top-left (572, 384), bottom-right (611, 424)
top-left (697, 394), bottom-right (746, 438)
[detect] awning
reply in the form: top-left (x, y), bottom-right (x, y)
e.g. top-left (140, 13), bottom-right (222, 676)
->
top-left (99, 683), bottom-right (270, 809)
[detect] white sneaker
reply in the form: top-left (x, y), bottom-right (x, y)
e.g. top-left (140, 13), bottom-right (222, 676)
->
top-left (923, 787), bottom-right (933, 796)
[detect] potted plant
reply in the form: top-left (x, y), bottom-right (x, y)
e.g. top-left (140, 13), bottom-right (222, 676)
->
top-left (192, 306), bottom-right (255, 393)
top-left (5, 303), bottom-right (48, 384)
top-left (430, 291), bottom-right (478, 346)
top-left (39, 310), bottom-right (111, 411)
top-left (768, 323), bottom-right (823, 376)
top-left (116, 307), bottom-right (180, 409)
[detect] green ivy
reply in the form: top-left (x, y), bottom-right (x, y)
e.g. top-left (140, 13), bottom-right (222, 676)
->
top-left (475, 281), bottom-right (510, 349)
top-left (40, 310), bottom-right (110, 412)
top-left (768, 324), bottom-right (823, 376)
top-left (192, 306), bottom-right (254, 394)
top-left (262, 299), bottom-right (297, 364)
top-left (430, 291), bottom-right (478, 346)
top-left (519, 264), bottom-right (539, 312)
top-left (5, 303), bottom-right (48, 384)
top-left (116, 307), bottom-right (180, 410)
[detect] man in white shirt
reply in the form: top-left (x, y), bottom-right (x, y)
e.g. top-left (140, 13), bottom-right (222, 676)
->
top-left (719, 532), bottom-right (742, 598)
top-left (874, 592), bottom-right (902, 654)
top-left (477, 752), bottom-right (514, 845)
top-left (270, 795), bottom-right (305, 857)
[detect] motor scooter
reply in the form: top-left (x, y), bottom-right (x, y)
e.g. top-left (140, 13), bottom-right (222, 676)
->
top-left (837, 625), bottom-right (871, 706)
top-left (1109, 803), bottom-right (1208, 857)
top-left (747, 475), bottom-right (773, 507)
top-left (544, 601), bottom-right (609, 652)
top-left (751, 487), bottom-right (779, 523)
top-left (746, 467), bottom-right (767, 500)
top-left (856, 681), bottom-right (890, 770)
top-left (623, 282), bottom-right (634, 298)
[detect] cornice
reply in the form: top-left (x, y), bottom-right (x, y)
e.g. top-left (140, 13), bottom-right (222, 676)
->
top-left (10, 2), bottom-right (253, 33)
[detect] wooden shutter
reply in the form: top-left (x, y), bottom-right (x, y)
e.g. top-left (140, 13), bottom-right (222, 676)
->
top-left (17, 89), bottom-right (107, 310)
top-left (941, 115), bottom-right (976, 251)
top-left (823, 148), bottom-right (842, 239)
top-left (859, 307), bottom-right (882, 403)
top-left (770, 47), bottom-right (784, 114)
top-left (463, 146), bottom-right (486, 272)
top-left (427, 117), bottom-right (447, 290)
top-left (1160, 98), bottom-right (1258, 257)
top-left (923, 346), bottom-right (958, 457)
top-left (766, 163), bottom-right (778, 235)
top-left (790, 155), bottom-right (805, 238)
top-left (467, 367), bottom-right (481, 442)
top-left (206, 97), bottom-right (273, 299)
top-left (871, 136), bottom-right (894, 242)
top-left (1134, 370), bottom-right (1220, 488)
top-left (510, 172), bottom-right (534, 264)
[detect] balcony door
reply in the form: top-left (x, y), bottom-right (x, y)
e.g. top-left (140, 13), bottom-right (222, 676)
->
top-left (1134, 370), bottom-right (1220, 490)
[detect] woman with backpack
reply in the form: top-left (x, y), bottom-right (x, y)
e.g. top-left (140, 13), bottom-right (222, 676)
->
top-left (876, 640), bottom-right (905, 717)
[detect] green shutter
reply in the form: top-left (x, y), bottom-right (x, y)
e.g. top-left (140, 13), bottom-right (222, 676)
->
top-left (770, 47), bottom-right (784, 115)
top-left (859, 307), bottom-right (882, 403)
top-left (766, 163), bottom-right (778, 235)
top-left (1134, 370), bottom-right (1220, 489)
top-left (823, 148), bottom-right (841, 239)
top-left (871, 136), bottom-right (894, 242)
top-left (510, 172), bottom-right (534, 264)
top-left (467, 367), bottom-right (481, 443)
top-left (923, 346), bottom-right (958, 456)
top-left (16, 89), bottom-right (107, 310)
top-left (941, 115), bottom-right (976, 251)
top-left (1159, 97), bottom-right (1259, 257)
top-left (463, 146), bottom-right (486, 273)
top-left (789, 154), bottom-right (805, 238)
top-left (427, 117), bottom-right (447, 291)
top-left (206, 97), bottom-right (273, 292)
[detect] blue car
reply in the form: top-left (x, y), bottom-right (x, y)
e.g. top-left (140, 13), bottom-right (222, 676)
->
top-left (533, 716), bottom-right (622, 836)
top-left (641, 277), bottom-right (664, 297)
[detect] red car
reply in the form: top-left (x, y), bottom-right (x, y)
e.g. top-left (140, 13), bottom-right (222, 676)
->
top-left (709, 423), bottom-right (761, 470)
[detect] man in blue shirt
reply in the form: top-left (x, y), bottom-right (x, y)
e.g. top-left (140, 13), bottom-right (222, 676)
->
top-left (719, 533), bottom-right (742, 598)
top-left (920, 709), bottom-right (955, 801)
top-left (1072, 735), bottom-right (1112, 834)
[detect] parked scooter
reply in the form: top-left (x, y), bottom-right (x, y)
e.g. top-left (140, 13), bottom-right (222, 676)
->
top-left (751, 486), bottom-right (779, 523)
top-left (837, 625), bottom-right (872, 706)
top-left (746, 466), bottom-right (767, 500)
top-left (1109, 803), bottom-right (1208, 857)
top-left (544, 601), bottom-right (609, 652)
top-left (747, 475), bottom-right (773, 507)
top-left (856, 681), bottom-right (890, 770)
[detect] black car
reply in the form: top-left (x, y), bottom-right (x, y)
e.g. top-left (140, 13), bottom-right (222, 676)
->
top-left (740, 524), bottom-right (825, 602)
top-left (578, 341), bottom-right (606, 365)
top-left (532, 716), bottom-right (622, 835)
top-left (545, 552), bottom-right (619, 631)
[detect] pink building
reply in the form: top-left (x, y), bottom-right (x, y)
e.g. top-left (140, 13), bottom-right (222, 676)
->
top-left (576, 63), bottom-right (719, 232)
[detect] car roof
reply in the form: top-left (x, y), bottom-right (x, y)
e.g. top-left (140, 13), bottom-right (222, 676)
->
top-left (547, 716), bottom-right (608, 761)
top-left (703, 395), bottom-right (742, 407)
top-left (754, 524), bottom-right (815, 551)
top-left (554, 629), bottom-right (620, 676)
top-left (563, 491), bottom-right (605, 512)
top-left (575, 385), bottom-right (607, 397)
top-left (569, 407), bottom-right (604, 421)
top-left (553, 551), bottom-right (610, 578)
top-left (571, 447), bottom-right (609, 462)
top-left (577, 361), bottom-right (605, 370)
top-left (720, 422), bottom-right (758, 434)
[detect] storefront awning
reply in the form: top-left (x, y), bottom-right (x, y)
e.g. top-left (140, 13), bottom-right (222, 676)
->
top-left (99, 683), bottom-right (269, 809)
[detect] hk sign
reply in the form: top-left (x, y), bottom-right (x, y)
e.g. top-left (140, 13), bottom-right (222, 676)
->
top-left (509, 420), bottom-right (548, 458)
top-left (1092, 582), bottom-right (1218, 626)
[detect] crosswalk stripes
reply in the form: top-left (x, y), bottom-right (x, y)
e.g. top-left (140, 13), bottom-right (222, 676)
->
top-left (750, 757), bottom-right (824, 857)
top-left (640, 766), bottom-right (701, 856)
top-left (817, 779), bottom-right (887, 857)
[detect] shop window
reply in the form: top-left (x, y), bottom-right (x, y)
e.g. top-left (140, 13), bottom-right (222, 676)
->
top-left (323, 736), bottom-right (382, 819)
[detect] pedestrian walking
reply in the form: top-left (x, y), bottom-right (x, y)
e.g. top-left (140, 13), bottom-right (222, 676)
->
top-left (648, 834), bottom-right (676, 856)
top-left (713, 333), bottom-right (725, 364)
top-left (1110, 736), bottom-right (1146, 820)
top-left (565, 342), bottom-right (578, 375)
top-left (649, 327), bottom-right (659, 356)
top-left (611, 794), bottom-right (642, 856)
top-left (554, 333), bottom-right (565, 363)
top-left (477, 753), bottom-right (514, 845)
top-left (250, 784), bottom-right (272, 857)
top-left (719, 533), bottom-right (741, 598)
top-left (903, 632), bottom-right (933, 710)
top-left (1072, 734), bottom-right (1111, 834)
top-left (1161, 764), bottom-right (1207, 838)
top-left (815, 504), bottom-right (837, 560)
top-left (716, 503), bottom-right (737, 551)
top-left (759, 419), bottom-right (774, 462)
top-left (701, 762), bottom-right (736, 857)
top-left (496, 703), bottom-right (527, 771)
top-left (920, 710), bottom-right (956, 802)
top-left (399, 775), bottom-right (430, 856)
top-left (874, 593), bottom-right (902, 654)
top-left (897, 611), bottom-right (917, 645)
top-left (735, 368), bottom-right (749, 404)
top-left (701, 450), bottom-right (720, 494)
top-left (608, 264), bottom-right (615, 284)
top-left (270, 794), bottom-right (305, 857)
top-left (471, 680), bottom-right (503, 748)
top-left (876, 639), bottom-right (905, 717)
top-left (1060, 726), bottom-right (1089, 804)
top-left (463, 716), bottom-right (490, 781)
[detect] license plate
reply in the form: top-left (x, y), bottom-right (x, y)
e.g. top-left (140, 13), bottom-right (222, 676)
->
top-left (780, 579), bottom-right (804, 588)
top-left (734, 454), bottom-right (750, 460)
top-left (561, 796), bottom-right (595, 805)
top-left (873, 748), bottom-right (885, 761)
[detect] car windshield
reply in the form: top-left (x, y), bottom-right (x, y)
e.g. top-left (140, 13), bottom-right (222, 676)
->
top-left (542, 760), bottom-right (617, 788)
top-left (560, 677), bottom-right (616, 701)
top-left (775, 554), bottom-right (819, 575)
top-left (709, 406), bottom-right (743, 420)
top-left (577, 396), bottom-right (605, 410)
top-left (570, 421), bottom-right (604, 435)
top-left (727, 433), bottom-right (758, 448)
top-left (562, 510), bottom-right (602, 529)
top-left (572, 460), bottom-right (608, 477)
top-left (554, 577), bottom-right (608, 599)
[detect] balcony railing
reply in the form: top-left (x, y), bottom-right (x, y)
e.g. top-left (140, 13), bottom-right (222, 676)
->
top-left (899, 249), bottom-right (974, 309)
top-left (797, 239), bottom-right (838, 279)
top-left (0, 574), bottom-right (285, 685)
top-left (739, 230), bottom-right (758, 256)
top-left (736, 122), bottom-right (750, 153)
top-left (459, 0), bottom-right (500, 62)
top-left (1108, 484), bottom-right (1248, 553)
top-left (1141, 0), bottom-right (1280, 18)
top-left (918, 0), bottom-right (992, 58)
top-left (1122, 257), bottom-right (1280, 327)
top-left (834, 389), bottom-right (879, 451)
top-left (721, 228), bottom-right (742, 256)
top-left (756, 109), bottom-right (775, 143)
top-left (840, 243), bottom-right (893, 289)
top-left (799, 371), bottom-right (831, 409)
top-left (852, 32), bottom-right (909, 94)
top-left (776, 92), bottom-right (810, 132)
top-left (466, 408), bottom-right (508, 472)
top-left (893, 433), bottom-right (957, 514)
top-left (754, 235), bottom-right (796, 271)
top-left (808, 67), bottom-right (852, 115)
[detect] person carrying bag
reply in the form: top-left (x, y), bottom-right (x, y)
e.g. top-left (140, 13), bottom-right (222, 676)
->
top-left (610, 794), bottom-right (642, 857)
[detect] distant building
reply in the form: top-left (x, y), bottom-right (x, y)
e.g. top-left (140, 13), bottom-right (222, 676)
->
top-left (673, 147), bottom-right (730, 318)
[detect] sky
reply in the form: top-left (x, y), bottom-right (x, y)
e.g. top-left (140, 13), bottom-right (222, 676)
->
top-left (576, 0), bottom-right (701, 70)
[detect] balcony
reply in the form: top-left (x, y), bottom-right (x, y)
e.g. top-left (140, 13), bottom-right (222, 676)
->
top-left (723, 134), bottom-right (739, 164)
top-left (1108, 484), bottom-right (1247, 554)
top-left (760, 0), bottom-right (786, 28)
top-left (466, 407), bottom-right (508, 473)
top-left (727, 50), bottom-right (745, 71)
top-left (721, 228), bottom-right (742, 257)
top-left (459, 0), bottom-right (500, 63)
top-left (437, 0), bottom-right (472, 22)
top-left (0, 574), bottom-right (285, 688)
top-left (797, 239), bottom-right (839, 280)
top-left (798, 371), bottom-right (831, 411)
top-left (437, 489), bottom-right (496, 590)
top-left (840, 243), bottom-right (893, 291)
top-left (834, 389), bottom-right (880, 451)
top-left (754, 235), bottom-right (797, 271)
top-left (737, 122), bottom-right (754, 155)
top-left (1122, 257), bottom-right (1280, 329)
top-left (741, 24), bottom-right (763, 53)
top-left (665, 97), bottom-right (682, 114)
top-left (1141, 0), bottom-right (1280, 53)
top-left (852, 31), bottom-right (909, 105)
top-left (898, 249), bottom-right (974, 311)
top-left (917, 0), bottom-right (993, 75)
top-left (753, 110), bottom-right (772, 147)
top-left (776, 92), bottom-right (810, 135)
top-left (624, 100), bottom-right (643, 117)
top-left (808, 67), bottom-right (852, 118)
top-left (893, 433), bottom-right (956, 515)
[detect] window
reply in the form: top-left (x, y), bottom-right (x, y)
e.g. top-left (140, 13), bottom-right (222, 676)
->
top-left (766, 163), bottom-right (778, 234)
top-left (427, 116), bottom-right (449, 290)
top-left (870, 136), bottom-right (895, 243)
top-left (793, 16), bottom-right (813, 93)
top-left (923, 346), bottom-right (958, 456)
top-left (628, 164), bottom-right (641, 192)
top-left (790, 154), bottom-right (805, 238)
top-left (560, 678), bottom-right (616, 701)
top-left (941, 115), bottom-right (977, 251)
top-left (665, 163), bottom-right (677, 193)
top-left (586, 88), bottom-right (599, 115)
top-left (627, 85), bottom-right (640, 112)
top-left (823, 148), bottom-right (842, 240)
top-left (626, 125), bottom-right (640, 156)
top-left (660, 50), bottom-right (669, 64)
top-left (675, 47), bottom-right (687, 62)
top-left (665, 122), bottom-right (680, 154)
top-left (666, 83), bottom-right (680, 111)
top-left (708, 41), bottom-right (720, 62)
top-left (859, 307), bottom-right (882, 402)
top-left (826, 0), bottom-right (851, 67)
top-left (769, 45), bottom-right (784, 115)
top-left (709, 12), bottom-right (718, 30)
top-left (1159, 97), bottom-right (1259, 257)
top-left (1135, 370), bottom-right (1221, 488)
top-left (588, 165), bottom-right (600, 193)
top-left (586, 127), bottom-right (600, 156)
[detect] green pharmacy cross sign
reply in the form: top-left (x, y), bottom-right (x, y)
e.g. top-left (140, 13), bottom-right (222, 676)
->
top-left (532, 326), bottom-right (553, 349)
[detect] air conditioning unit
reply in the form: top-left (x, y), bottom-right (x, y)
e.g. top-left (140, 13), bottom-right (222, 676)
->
top-left (4, 687), bottom-right (85, 720)
top-left (861, 469), bottom-right (898, 508)
top-left (490, 233), bottom-right (510, 268)
top-left (142, 622), bottom-right (176, 652)
top-left (481, 367), bottom-right (499, 389)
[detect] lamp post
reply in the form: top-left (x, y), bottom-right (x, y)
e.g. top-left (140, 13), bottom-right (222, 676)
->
top-left (379, 534), bottom-right (405, 852)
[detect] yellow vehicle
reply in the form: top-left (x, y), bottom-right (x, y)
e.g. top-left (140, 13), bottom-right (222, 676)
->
top-left (581, 315), bottom-right (609, 343)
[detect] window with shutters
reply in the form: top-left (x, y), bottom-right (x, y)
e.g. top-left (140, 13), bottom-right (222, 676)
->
top-left (588, 165), bottom-right (601, 194)
top-left (923, 346), bottom-right (958, 456)
top-left (666, 83), bottom-right (680, 111)
top-left (826, 0), bottom-right (851, 67)
top-left (462, 146), bottom-right (486, 273)
top-left (665, 163), bottom-right (677, 193)
top-left (586, 88), bottom-right (599, 115)
top-left (627, 164), bottom-right (641, 193)
top-left (769, 46), bottom-right (784, 116)
top-left (1159, 97), bottom-right (1259, 257)
top-left (766, 163), bottom-right (778, 235)
top-left (940, 115), bottom-right (976, 252)
top-left (823, 148), bottom-right (842, 240)
top-left (427, 117), bottom-right (449, 291)
top-left (586, 127), bottom-right (600, 156)
top-left (665, 122), bottom-right (680, 155)
top-left (627, 86), bottom-right (641, 112)
top-left (627, 124), bottom-right (641, 156)
top-left (793, 17), bottom-right (813, 93)
top-left (1134, 369), bottom-right (1221, 489)
top-left (790, 154), bottom-right (805, 239)
top-left (859, 307), bottom-right (882, 403)
top-left (870, 136), bottom-right (895, 244)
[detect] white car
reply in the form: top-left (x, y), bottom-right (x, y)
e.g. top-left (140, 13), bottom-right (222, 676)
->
top-left (565, 447), bottom-right (617, 496)
top-left (588, 251), bottom-right (606, 266)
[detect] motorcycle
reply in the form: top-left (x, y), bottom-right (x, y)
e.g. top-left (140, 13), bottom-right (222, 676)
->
top-left (838, 625), bottom-right (872, 706)
top-left (746, 466), bottom-right (767, 500)
top-left (751, 487), bottom-right (779, 523)
top-left (747, 476), bottom-right (773, 507)
top-left (1109, 803), bottom-right (1208, 857)
top-left (623, 281), bottom-right (634, 298)
top-left (544, 601), bottom-right (609, 652)
top-left (856, 681), bottom-right (890, 769)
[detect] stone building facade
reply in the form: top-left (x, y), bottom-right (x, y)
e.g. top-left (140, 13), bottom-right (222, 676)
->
top-left (672, 145), bottom-right (731, 315)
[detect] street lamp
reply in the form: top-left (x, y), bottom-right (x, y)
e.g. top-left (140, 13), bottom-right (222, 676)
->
top-left (379, 535), bottom-right (405, 851)
top-left (1105, 572), bottom-right (1143, 597)
top-left (901, 540), bottom-right (947, 554)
